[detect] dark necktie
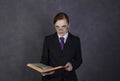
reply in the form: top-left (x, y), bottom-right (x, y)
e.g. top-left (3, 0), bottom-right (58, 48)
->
top-left (60, 37), bottom-right (64, 50)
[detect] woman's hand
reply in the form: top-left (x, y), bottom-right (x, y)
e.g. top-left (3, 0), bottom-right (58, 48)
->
top-left (65, 62), bottom-right (73, 71)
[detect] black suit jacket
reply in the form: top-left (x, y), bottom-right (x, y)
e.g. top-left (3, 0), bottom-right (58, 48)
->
top-left (41, 32), bottom-right (82, 81)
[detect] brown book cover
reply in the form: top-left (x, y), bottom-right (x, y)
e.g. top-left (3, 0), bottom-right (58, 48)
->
top-left (27, 63), bottom-right (65, 73)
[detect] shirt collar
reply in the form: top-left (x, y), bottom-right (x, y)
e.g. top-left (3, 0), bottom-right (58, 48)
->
top-left (58, 32), bottom-right (68, 39)
top-left (57, 32), bottom-right (68, 43)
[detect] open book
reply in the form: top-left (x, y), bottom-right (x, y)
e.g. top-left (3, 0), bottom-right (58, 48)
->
top-left (27, 63), bottom-right (65, 73)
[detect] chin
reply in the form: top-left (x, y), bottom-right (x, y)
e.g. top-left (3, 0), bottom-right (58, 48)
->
top-left (59, 33), bottom-right (65, 36)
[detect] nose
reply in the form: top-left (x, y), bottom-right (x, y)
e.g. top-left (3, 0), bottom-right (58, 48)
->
top-left (58, 28), bottom-right (63, 31)
top-left (58, 26), bottom-right (62, 30)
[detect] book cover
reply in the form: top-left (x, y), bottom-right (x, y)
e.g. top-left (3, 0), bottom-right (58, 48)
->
top-left (27, 63), bottom-right (65, 73)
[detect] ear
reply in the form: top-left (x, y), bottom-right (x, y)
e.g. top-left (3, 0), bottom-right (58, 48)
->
top-left (68, 23), bottom-right (70, 28)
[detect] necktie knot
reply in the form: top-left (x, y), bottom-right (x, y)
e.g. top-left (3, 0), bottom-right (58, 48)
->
top-left (60, 37), bottom-right (64, 50)
top-left (60, 37), bottom-right (64, 42)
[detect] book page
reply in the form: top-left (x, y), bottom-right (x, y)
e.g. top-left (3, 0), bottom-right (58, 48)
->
top-left (32, 63), bottom-right (53, 70)
top-left (27, 63), bottom-right (65, 73)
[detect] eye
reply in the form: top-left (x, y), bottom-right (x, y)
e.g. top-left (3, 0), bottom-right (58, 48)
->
top-left (55, 26), bottom-right (59, 28)
top-left (62, 25), bottom-right (67, 28)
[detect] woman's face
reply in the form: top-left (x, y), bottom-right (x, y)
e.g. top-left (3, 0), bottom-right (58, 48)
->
top-left (55, 19), bottom-right (70, 36)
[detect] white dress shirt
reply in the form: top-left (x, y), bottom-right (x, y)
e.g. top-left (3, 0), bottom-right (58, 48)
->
top-left (58, 32), bottom-right (68, 44)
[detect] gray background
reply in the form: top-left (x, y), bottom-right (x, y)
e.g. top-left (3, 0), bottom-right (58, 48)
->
top-left (0, 0), bottom-right (120, 81)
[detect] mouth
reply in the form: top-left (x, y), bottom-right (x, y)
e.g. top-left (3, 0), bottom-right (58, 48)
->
top-left (59, 32), bottom-right (64, 34)
top-left (58, 32), bottom-right (65, 36)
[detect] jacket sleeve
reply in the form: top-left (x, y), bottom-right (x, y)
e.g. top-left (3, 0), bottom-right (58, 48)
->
top-left (70, 37), bottom-right (82, 70)
top-left (40, 37), bottom-right (49, 65)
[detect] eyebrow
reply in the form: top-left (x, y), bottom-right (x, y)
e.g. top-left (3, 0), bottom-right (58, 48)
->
top-left (55, 26), bottom-right (59, 27)
top-left (55, 25), bottom-right (67, 27)
top-left (62, 25), bottom-right (67, 27)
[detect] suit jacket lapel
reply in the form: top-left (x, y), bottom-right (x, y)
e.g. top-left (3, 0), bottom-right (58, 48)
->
top-left (64, 32), bottom-right (72, 46)
top-left (53, 33), bottom-right (62, 53)
top-left (53, 32), bottom-right (72, 53)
